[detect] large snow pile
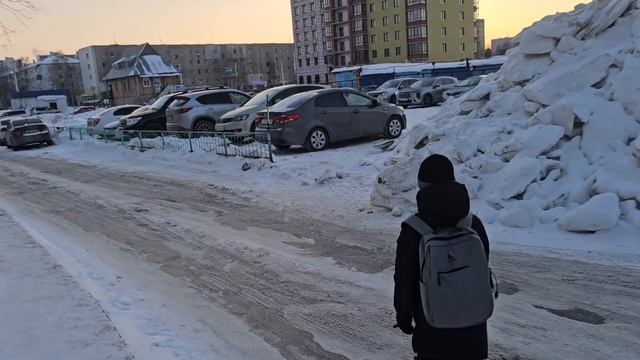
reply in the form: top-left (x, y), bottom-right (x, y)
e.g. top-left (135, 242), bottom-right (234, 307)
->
top-left (372, 0), bottom-right (640, 232)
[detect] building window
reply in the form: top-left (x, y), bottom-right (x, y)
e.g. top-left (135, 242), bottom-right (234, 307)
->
top-left (460, 43), bottom-right (466, 52)
top-left (459, 11), bottom-right (465, 21)
top-left (442, 43), bottom-right (448, 52)
top-left (383, 16), bottom-right (389, 26)
top-left (314, 57), bottom-right (319, 65)
top-left (370, 34), bottom-right (377, 44)
top-left (394, 0), bottom-right (400, 7)
top-left (459, 27), bottom-right (465, 36)
top-left (409, 42), bottom-right (427, 55)
top-left (353, 4), bottom-right (362, 15)
top-left (340, 56), bottom-right (346, 66)
top-left (394, 14), bottom-right (400, 24)
top-left (306, 58), bottom-right (311, 66)
top-left (372, 50), bottom-right (378, 58)
top-left (441, 11), bottom-right (447, 20)
top-left (395, 31), bottom-right (401, 40)
top-left (384, 48), bottom-right (390, 57)
top-left (370, 19), bottom-right (376, 28)
top-left (369, 3), bottom-right (375, 12)
top-left (408, 9), bottom-right (426, 22)
top-left (441, 27), bottom-right (447, 36)
top-left (143, 78), bottom-right (151, 87)
top-left (384, 32), bottom-right (390, 42)
top-left (382, 1), bottom-right (388, 10)
top-left (395, 47), bottom-right (401, 56)
top-left (408, 25), bottom-right (427, 39)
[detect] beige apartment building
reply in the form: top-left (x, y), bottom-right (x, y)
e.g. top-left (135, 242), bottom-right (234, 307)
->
top-left (352, 0), bottom-right (483, 65)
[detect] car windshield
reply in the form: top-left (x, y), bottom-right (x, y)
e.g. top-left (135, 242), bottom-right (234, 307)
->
top-left (149, 95), bottom-right (172, 111)
top-left (456, 76), bottom-right (483, 87)
top-left (412, 78), bottom-right (435, 88)
top-left (377, 79), bottom-right (402, 90)
top-left (242, 88), bottom-right (284, 108)
top-left (271, 91), bottom-right (316, 110)
top-left (131, 106), bottom-right (150, 115)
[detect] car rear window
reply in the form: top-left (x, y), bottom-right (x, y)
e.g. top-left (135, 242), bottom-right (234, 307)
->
top-left (197, 92), bottom-right (232, 105)
top-left (170, 96), bottom-right (191, 107)
top-left (114, 107), bottom-right (138, 116)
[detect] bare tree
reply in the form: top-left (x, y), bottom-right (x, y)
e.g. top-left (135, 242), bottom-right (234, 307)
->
top-left (0, 0), bottom-right (39, 43)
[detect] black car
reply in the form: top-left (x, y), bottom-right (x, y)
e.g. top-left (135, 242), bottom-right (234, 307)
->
top-left (119, 93), bottom-right (182, 131)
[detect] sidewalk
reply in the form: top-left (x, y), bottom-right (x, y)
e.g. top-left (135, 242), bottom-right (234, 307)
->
top-left (0, 209), bottom-right (132, 360)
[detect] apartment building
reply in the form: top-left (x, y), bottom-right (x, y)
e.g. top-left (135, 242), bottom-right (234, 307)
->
top-left (291, 0), bottom-right (331, 84)
top-left (79, 43), bottom-right (295, 100)
top-left (474, 18), bottom-right (486, 58)
top-left (367, 0), bottom-right (407, 63)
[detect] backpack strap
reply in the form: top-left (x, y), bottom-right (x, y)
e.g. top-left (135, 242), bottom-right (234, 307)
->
top-left (457, 212), bottom-right (474, 229)
top-left (403, 215), bottom-right (434, 237)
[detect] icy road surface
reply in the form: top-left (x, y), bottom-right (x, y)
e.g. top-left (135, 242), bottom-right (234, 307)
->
top-left (0, 154), bottom-right (638, 360)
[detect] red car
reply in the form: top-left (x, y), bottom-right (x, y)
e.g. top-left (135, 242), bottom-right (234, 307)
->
top-left (70, 106), bottom-right (96, 115)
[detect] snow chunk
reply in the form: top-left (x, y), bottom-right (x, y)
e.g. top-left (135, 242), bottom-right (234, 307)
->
top-left (632, 136), bottom-right (640, 159)
top-left (502, 54), bottom-right (553, 83)
top-left (523, 54), bottom-right (614, 106)
top-left (558, 193), bottom-right (621, 232)
top-left (576, 0), bottom-right (635, 40)
top-left (485, 155), bottom-right (542, 200)
top-left (499, 207), bottom-right (535, 228)
top-left (502, 125), bottom-right (564, 158)
top-left (518, 31), bottom-right (557, 54)
top-left (556, 35), bottom-right (582, 52)
top-left (523, 101), bottom-right (542, 114)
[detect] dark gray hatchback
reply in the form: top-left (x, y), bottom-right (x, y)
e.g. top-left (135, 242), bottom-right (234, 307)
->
top-left (255, 88), bottom-right (406, 151)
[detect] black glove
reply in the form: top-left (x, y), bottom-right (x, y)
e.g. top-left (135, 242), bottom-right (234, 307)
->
top-left (396, 313), bottom-right (414, 335)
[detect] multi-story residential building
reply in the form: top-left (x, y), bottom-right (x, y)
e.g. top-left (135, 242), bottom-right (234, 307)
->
top-left (292, 0), bottom-right (486, 75)
top-left (291, 0), bottom-right (331, 84)
top-left (491, 37), bottom-right (514, 56)
top-left (368, 0), bottom-right (406, 63)
top-left (474, 18), bottom-right (486, 58)
top-left (78, 43), bottom-right (295, 100)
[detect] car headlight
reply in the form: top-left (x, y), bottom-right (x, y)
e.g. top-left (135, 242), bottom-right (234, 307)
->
top-left (233, 114), bottom-right (250, 122)
top-left (125, 117), bottom-right (141, 126)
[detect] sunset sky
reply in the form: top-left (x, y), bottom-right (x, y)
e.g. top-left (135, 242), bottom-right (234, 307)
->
top-left (0, 0), bottom-right (586, 59)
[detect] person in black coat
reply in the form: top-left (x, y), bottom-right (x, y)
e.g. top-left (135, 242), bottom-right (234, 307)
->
top-left (394, 154), bottom-right (491, 360)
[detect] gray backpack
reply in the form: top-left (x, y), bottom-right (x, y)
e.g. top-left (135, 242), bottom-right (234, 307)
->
top-left (404, 213), bottom-right (498, 329)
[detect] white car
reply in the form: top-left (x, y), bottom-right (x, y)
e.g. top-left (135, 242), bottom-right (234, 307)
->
top-left (87, 105), bottom-right (140, 135)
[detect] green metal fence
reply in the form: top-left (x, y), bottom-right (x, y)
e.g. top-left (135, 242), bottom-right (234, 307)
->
top-left (64, 127), bottom-right (274, 162)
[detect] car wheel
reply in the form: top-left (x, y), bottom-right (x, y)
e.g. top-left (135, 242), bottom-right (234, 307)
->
top-left (389, 95), bottom-right (397, 104)
top-left (193, 119), bottom-right (215, 133)
top-left (385, 117), bottom-right (403, 139)
top-left (423, 94), bottom-right (434, 107)
top-left (306, 128), bottom-right (329, 151)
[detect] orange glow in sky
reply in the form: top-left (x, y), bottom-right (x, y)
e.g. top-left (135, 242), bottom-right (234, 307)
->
top-left (0, 0), bottom-right (586, 59)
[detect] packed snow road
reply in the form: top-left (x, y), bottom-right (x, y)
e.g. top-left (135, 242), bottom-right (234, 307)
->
top-left (0, 155), bottom-right (638, 360)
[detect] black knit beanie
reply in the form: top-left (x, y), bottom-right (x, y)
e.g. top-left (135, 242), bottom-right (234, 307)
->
top-left (418, 154), bottom-right (455, 184)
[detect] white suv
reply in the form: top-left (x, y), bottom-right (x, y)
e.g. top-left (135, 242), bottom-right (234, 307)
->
top-left (165, 89), bottom-right (250, 132)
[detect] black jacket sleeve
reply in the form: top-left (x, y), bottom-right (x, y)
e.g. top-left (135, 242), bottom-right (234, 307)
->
top-left (394, 223), bottom-right (420, 319)
top-left (471, 215), bottom-right (490, 260)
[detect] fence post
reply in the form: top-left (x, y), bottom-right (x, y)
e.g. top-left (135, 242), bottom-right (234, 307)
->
top-left (104, 130), bottom-right (108, 143)
top-left (68, 128), bottom-right (73, 140)
top-left (79, 128), bottom-right (83, 141)
top-left (188, 131), bottom-right (194, 153)
top-left (267, 131), bottom-right (273, 163)
top-left (137, 131), bottom-right (143, 150)
top-left (222, 132), bottom-right (229, 156)
top-left (161, 131), bottom-right (165, 149)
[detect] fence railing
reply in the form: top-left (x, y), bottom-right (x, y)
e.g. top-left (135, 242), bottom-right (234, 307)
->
top-left (63, 127), bottom-right (274, 162)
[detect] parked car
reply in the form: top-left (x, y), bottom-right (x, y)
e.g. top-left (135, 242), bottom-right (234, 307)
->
top-left (70, 106), bottom-right (96, 115)
top-left (367, 78), bottom-right (420, 104)
top-left (5, 116), bottom-right (53, 150)
top-left (87, 105), bottom-right (141, 135)
top-left (0, 116), bottom-right (23, 146)
top-left (216, 84), bottom-right (326, 135)
top-left (165, 88), bottom-right (251, 132)
top-left (255, 88), bottom-right (406, 151)
top-left (397, 76), bottom-right (458, 108)
top-left (120, 91), bottom-right (198, 131)
top-left (443, 75), bottom-right (487, 100)
top-left (0, 109), bottom-right (27, 118)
